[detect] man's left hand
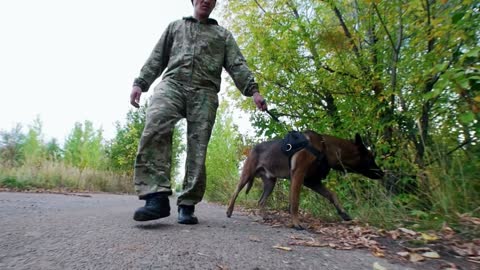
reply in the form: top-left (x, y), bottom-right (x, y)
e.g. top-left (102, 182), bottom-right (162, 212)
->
top-left (253, 92), bottom-right (267, 111)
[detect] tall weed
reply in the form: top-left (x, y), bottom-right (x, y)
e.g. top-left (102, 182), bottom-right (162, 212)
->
top-left (0, 161), bottom-right (133, 193)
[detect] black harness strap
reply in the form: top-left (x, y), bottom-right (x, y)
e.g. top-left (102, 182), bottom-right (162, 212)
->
top-left (305, 144), bottom-right (326, 162)
top-left (281, 131), bottom-right (327, 169)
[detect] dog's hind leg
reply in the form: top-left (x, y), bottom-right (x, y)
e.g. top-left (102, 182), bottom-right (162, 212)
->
top-left (258, 177), bottom-right (276, 219)
top-left (304, 180), bottom-right (352, 221)
top-left (226, 174), bottom-right (255, 218)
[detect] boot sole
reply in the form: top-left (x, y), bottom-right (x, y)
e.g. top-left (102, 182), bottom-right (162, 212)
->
top-left (133, 210), bottom-right (170, 222)
top-left (177, 217), bottom-right (198, 225)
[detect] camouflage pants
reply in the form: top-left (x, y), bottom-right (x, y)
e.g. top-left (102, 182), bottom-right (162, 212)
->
top-left (134, 79), bottom-right (218, 206)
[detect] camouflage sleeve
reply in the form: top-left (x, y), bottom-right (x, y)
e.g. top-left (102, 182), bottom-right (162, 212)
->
top-left (133, 23), bottom-right (174, 92)
top-left (223, 30), bottom-right (259, 97)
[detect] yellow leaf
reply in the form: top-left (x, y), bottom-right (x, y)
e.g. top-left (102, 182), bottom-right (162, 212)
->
top-left (273, 245), bottom-right (292, 251)
top-left (372, 250), bottom-right (385, 257)
top-left (421, 233), bottom-right (439, 241)
top-left (474, 96), bottom-right (480, 102)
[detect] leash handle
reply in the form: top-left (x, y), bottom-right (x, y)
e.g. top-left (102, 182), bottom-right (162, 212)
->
top-left (261, 100), bottom-right (280, 123)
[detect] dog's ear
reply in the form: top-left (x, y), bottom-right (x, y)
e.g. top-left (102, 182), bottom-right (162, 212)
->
top-left (355, 133), bottom-right (368, 153)
top-left (355, 133), bottom-right (364, 146)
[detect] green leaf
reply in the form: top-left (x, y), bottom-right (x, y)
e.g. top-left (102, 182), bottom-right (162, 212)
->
top-left (452, 11), bottom-right (465, 24)
top-left (424, 87), bottom-right (442, 100)
top-left (458, 77), bottom-right (470, 89)
top-left (459, 112), bottom-right (475, 124)
top-left (465, 48), bottom-right (480, 58)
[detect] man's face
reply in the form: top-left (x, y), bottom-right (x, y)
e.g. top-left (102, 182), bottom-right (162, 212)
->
top-left (193, 0), bottom-right (216, 19)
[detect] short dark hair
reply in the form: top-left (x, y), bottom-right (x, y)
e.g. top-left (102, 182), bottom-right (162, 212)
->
top-left (191, 0), bottom-right (216, 5)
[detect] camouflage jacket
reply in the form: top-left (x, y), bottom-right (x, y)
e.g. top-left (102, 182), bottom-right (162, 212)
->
top-left (133, 16), bottom-right (258, 96)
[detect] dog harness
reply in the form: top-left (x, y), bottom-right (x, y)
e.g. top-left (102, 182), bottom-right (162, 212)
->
top-left (280, 131), bottom-right (327, 168)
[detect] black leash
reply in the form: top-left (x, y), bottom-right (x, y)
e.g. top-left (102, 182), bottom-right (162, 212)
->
top-left (262, 101), bottom-right (290, 133)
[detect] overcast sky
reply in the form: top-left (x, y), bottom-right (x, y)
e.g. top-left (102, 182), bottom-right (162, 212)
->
top-left (0, 0), bottom-right (251, 143)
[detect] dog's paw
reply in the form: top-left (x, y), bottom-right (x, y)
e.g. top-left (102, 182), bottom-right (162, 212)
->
top-left (292, 224), bottom-right (305, 230)
top-left (262, 215), bottom-right (273, 222)
top-left (339, 212), bottom-right (352, 221)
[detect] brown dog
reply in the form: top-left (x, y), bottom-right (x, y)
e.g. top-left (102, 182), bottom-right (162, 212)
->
top-left (226, 130), bottom-right (384, 229)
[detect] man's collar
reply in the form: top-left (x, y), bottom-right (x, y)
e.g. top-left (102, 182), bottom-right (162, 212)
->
top-left (183, 16), bottom-right (219, 25)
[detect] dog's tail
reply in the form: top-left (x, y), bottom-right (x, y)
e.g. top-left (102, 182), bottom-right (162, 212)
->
top-left (242, 151), bottom-right (258, 195)
top-left (227, 149), bottom-right (258, 218)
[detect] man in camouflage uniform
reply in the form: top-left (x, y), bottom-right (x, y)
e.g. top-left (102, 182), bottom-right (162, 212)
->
top-left (130, 0), bottom-right (267, 224)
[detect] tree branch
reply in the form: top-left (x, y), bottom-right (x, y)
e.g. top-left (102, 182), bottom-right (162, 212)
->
top-left (253, 0), bottom-right (267, 14)
top-left (373, 3), bottom-right (398, 54)
top-left (331, 6), bottom-right (360, 58)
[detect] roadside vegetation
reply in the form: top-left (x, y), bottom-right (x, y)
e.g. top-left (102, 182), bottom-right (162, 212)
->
top-left (1, 0), bottom-right (478, 239)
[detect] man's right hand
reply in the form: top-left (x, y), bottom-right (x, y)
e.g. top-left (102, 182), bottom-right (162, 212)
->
top-left (130, 86), bottom-right (142, 108)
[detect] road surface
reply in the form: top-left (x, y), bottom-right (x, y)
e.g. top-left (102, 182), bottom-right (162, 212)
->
top-left (0, 192), bottom-right (413, 270)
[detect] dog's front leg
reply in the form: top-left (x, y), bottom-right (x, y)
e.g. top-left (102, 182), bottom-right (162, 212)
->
top-left (258, 176), bottom-right (276, 220)
top-left (304, 180), bottom-right (352, 221)
top-left (289, 169), bottom-right (305, 230)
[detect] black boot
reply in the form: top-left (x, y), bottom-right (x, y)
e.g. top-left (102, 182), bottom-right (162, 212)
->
top-left (178, 205), bottom-right (198, 224)
top-left (133, 193), bottom-right (170, 221)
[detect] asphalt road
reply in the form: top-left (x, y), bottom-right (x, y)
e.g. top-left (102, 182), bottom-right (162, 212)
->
top-left (0, 192), bottom-right (413, 270)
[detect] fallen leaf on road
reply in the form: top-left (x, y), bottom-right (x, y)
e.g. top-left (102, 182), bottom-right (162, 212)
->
top-left (399, 227), bottom-right (417, 236)
top-left (273, 245), bottom-right (292, 251)
top-left (288, 239), bottom-right (328, 247)
top-left (197, 252), bottom-right (210, 257)
top-left (467, 258), bottom-right (480, 264)
top-left (371, 246), bottom-right (385, 257)
top-left (249, 236), bottom-right (261, 242)
top-left (421, 233), bottom-right (439, 242)
top-left (422, 251), bottom-right (440, 259)
top-left (452, 242), bottom-right (479, 257)
top-left (372, 262), bottom-right (387, 270)
top-left (440, 262), bottom-right (459, 269)
top-left (409, 253), bottom-right (425, 262)
top-left (396, 252), bottom-right (409, 257)
top-left (457, 212), bottom-right (480, 225)
top-left (471, 256), bottom-right (480, 261)
top-left (386, 230), bottom-right (400, 240)
top-left (440, 262), bottom-right (459, 270)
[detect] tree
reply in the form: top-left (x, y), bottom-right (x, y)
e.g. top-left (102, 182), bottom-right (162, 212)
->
top-left (45, 138), bottom-right (62, 161)
top-left (219, 0), bottom-right (479, 193)
top-left (204, 100), bottom-right (245, 202)
top-left (108, 106), bottom-right (147, 172)
top-left (64, 120), bottom-right (106, 170)
top-left (0, 124), bottom-right (25, 167)
top-left (22, 116), bottom-right (46, 165)
top-left (108, 102), bottom-right (186, 180)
